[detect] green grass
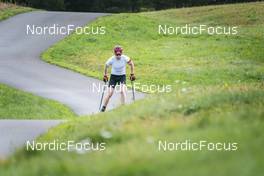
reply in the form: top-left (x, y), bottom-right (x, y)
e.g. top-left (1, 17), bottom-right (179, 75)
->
top-left (0, 2), bottom-right (34, 21)
top-left (1, 1), bottom-right (264, 175)
top-left (42, 2), bottom-right (264, 87)
top-left (0, 84), bottom-right (76, 119)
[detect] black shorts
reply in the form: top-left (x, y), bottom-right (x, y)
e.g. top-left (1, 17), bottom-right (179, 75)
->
top-left (109, 74), bottom-right (126, 88)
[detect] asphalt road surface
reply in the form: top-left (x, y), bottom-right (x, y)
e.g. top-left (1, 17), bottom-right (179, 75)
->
top-left (0, 120), bottom-right (63, 160)
top-left (0, 11), bottom-right (145, 159)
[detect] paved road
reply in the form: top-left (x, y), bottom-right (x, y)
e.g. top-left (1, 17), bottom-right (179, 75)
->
top-left (0, 120), bottom-right (63, 160)
top-left (0, 11), bottom-right (145, 115)
top-left (0, 12), bottom-right (145, 159)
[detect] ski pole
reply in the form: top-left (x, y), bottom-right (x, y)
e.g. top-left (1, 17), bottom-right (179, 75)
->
top-left (131, 80), bottom-right (135, 101)
top-left (99, 81), bottom-right (107, 111)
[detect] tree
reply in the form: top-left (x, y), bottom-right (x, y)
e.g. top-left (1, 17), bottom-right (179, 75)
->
top-left (22, 0), bottom-right (65, 10)
top-left (2, 0), bottom-right (261, 12)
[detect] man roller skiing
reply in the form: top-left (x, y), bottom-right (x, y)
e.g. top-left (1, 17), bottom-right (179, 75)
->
top-left (100, 45), bottom-right (136, 112)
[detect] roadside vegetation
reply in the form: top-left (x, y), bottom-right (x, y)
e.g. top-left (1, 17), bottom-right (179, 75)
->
top-left (0, 84), bottom-right (76, 119)
top-left (1, 2), bottom-right (264, 175)
top-left (0, 2), bottom-right (33, 21)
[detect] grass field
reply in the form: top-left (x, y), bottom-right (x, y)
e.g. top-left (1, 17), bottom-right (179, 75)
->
top-left (42, 2), bottom-right (264, 87)
top-left (1, 2), bottom-right (264, 175)
top-left (0, 2), bottom-right (34, 21)
top-left (0, 84), bottom-right (76, 119)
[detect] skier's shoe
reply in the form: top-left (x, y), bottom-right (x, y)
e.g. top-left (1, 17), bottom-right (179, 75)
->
top-left (101, 106), bottom-right (106, 112)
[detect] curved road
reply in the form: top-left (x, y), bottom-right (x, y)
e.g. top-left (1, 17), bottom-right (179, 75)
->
top-left (0, 11), bottom-right (145, 158)
top-left (0, 11), bottom-right (145, 115)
